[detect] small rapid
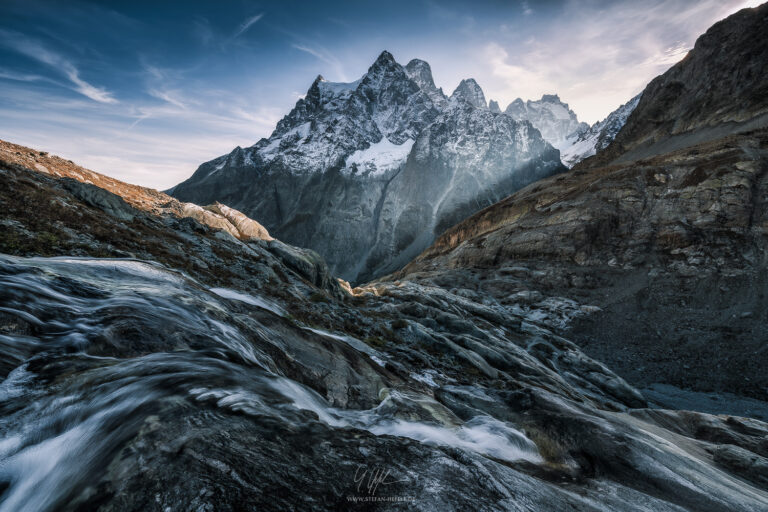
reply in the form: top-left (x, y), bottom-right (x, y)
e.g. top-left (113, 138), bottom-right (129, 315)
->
top-left (0, 255), bottom-right (541, 511)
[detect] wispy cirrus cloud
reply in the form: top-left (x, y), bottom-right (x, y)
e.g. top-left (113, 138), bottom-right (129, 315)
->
top-left (0, 29), bottom-right (117, 104)
top-left (193, 13), bottom-right (265, 50)
top-left (232, 13), bottom-right (264, 40)
top-left (292, 44), bottom-right (348, 81)
top-left (0, 67), bottom-right (54, 84)
top-left (0, 83), bottom-right (281, 189)
top-left (147, 88), bottom-right (188, 109)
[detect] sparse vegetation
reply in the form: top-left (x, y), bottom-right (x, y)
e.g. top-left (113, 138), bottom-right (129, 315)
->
top-left (391, 318), bottom-right (408, 329)
top-left (309, 291), bottom-right (328, 303)
top-left (363, 335), bottom-right (387, 348)
top-left (524, 427), bottom-right (566, 466)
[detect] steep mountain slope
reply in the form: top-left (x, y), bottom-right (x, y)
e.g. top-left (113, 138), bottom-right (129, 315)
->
top-left (581, 2), bottom-right (768, 167)
top-left (171, 52), bottom-right (564, 283)
top-left (394, 4), bottom-right (768, 410)
top-left (3, 140), bottom-right (768, 511)
top-left (560, 93), bottom-right (641, 167)
top-left (504, 94), bottom-right (589, 151)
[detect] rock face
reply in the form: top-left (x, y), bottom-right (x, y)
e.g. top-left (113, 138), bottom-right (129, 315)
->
top-left (581, 2), bottom-right (768, 167)
top-left (450, 78), bottom-right (488, 109)
top-left (395, 4), bottom-right (768, 408)
top-left (559, 93), bottom-right (641, 167)
top-left (405, 58), bottom-right (447, 107)
top-left (3, 139), bottom-right (768, 511)
top-left (60, 177), bottom-right (136, 222)
top-left (504, 94), bottom-right (589, 151)
top-left (181, 202), bottom-right (273, 242)
top-left (170, 52), bottom-right (564, 283)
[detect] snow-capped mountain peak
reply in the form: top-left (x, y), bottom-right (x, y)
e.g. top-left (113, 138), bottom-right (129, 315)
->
top-left (171, 52), bottom-right (564, 282)
top-left (501, 92), bottom-right (640, 167)
top-left (504, 94), bottom-right (587, 150)
top-left (405, 59), bottom-right (446, 106)
top-left (560, 93), bottom-right (642, 167)
top-left (450, 79), bottom-right (487, 109)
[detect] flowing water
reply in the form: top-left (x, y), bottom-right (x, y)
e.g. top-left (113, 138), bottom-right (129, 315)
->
top-left (0, 255), bottom-right (541, 510)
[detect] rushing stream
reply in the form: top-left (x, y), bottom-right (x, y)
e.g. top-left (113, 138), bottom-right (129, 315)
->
top-left (0, 255), bottom-right (541, 511)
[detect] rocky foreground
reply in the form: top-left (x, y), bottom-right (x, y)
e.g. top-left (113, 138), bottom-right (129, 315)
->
top-left (2, 134), bottom-right (768, 510)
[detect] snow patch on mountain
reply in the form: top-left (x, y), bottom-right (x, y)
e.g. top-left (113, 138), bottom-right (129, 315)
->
top-left (345, 138), bottom-right (414, 177)
top-left (560, 135), bottom-right (599, 165)
top-left (261, 122), bottom-right (312, 163)
top-left (559, 93), bottom-right (641, 167)
top-left (318, 78), bottom-right (361, 95)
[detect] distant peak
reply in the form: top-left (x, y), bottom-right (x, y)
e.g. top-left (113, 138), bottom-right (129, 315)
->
top-left (406, 59), bottom-right (430, 72)
top-left (374, 50), bottom-right (396, 66)
top-left (540, 94), bottom-right (561, 103)
top-left (405, 59), bottom-right (437, 90)
top-left (450, 79), bottom-right (487, 109)
top-left (489, 99), bottom-right (501, 114)
top-left (312, 74), bottom-right (326, 85)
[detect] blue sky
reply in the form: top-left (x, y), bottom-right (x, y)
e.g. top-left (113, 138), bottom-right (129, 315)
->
top-left (0, 0), bottom-right (759, 189)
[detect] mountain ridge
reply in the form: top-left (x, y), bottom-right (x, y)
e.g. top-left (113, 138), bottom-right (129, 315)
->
top-left (171, 51), bottom-right (565, 283)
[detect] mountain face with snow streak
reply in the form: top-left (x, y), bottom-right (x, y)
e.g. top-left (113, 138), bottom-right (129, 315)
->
top-left (171, 51), bottom-right (564, 283)
top-left (560, 94), bottom-right (642, 167)
top-left (504, 94), bottom-right (589, 152)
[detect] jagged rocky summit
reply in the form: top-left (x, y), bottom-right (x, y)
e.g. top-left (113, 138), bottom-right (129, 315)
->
top-left (170, 51), bottom-right (564, 283)
top-left (503, 94), bottom-right (588, 151)
top-left (498, 92), bottom-right (642, 168)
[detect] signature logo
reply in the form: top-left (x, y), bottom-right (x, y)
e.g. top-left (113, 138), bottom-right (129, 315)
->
top-left (353, 465), bottom-right (408, 496)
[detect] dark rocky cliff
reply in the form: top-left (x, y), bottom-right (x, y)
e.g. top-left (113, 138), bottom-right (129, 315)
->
top-left (580, 3), bottom-right (768, 167)
top-left (395, 4), bottom-right (768, 407)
